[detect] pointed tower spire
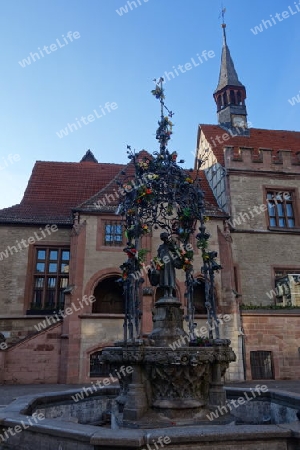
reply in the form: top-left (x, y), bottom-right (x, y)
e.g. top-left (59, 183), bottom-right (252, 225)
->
top-left (213, 13), bottom-right (249, 134)
top-left (80, 149), bottom-right (98, 163)
top-left (215, 24), bottom-right (243, 92)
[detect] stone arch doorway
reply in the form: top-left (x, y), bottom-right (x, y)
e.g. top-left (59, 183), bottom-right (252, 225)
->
top-left (92, 276), bottom-right (124, 314)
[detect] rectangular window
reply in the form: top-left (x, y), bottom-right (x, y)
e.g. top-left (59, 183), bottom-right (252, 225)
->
top-left (274, 269), bottom-right (300, 306)
top-left (90, 351), bottom-right (111, 377)
top-left (104, 222), bottom-right (123, 246)
top-left (250, 351), bottom-right (274, 380)
top-left (30, 247), bottom-right (70, 312)
top-left (266, 190), bottom-right (296, 228)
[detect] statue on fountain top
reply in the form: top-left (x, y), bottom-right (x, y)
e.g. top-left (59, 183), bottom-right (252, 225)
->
top-left (150, 232), bottom-right (183, 297)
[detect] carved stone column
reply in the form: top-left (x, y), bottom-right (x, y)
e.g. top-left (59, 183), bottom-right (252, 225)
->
top-left (148, 296), bottom-right (188, 346)
top-left (122, 365), bottom-right (148, 423)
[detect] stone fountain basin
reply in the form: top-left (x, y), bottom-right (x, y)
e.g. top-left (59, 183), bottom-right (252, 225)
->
top-left (0, 386), bottom-right (300, 449)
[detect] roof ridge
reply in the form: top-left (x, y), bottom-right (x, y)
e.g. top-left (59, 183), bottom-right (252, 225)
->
top-left (34, 160), bottom-right (126, 166)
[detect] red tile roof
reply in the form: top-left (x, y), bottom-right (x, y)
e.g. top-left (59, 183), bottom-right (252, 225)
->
top-left (199, 125), bottom-right (300, 165)
top-left (0, 150), bottom-right (225, 225)
top-left (0, 160), bottom-right (125, 225)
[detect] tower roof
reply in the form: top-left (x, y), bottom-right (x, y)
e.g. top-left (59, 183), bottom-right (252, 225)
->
top-left (214, 25), bottom-right (244, 93)
top-left (80, 149), bottom-right (98, 163)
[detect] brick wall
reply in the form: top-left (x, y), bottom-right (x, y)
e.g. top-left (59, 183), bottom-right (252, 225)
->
top-left (242, 312), bottom-right (300, 380)
top-left (2, 322), bottom-right (62, 384)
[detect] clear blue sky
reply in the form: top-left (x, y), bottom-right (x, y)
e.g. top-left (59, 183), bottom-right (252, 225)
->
top-left (0, 0), bottom-right (299, 208)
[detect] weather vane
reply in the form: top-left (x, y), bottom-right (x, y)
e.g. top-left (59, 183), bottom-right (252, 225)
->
top-left (219, 4), bottom-right (227, 42)
top-left (151, 78), bottom-right (174, 155)
top-left (220, 5), bottom-right (226, 25)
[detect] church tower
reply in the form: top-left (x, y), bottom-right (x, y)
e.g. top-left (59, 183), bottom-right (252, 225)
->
top-left (213, 21), bottom-right (249, 135)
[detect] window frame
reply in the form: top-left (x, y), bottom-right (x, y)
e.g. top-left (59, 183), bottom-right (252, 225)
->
top-left (97, 216), bottom-right (125, 251)
top-left (264, 187), bottom-right (299, 231)
top-left (103, 221), bottom-right (123, 246)
top-left (90, 351), bottom-right (111, 378)
top-left (26, 244), bottom-right (70, 314)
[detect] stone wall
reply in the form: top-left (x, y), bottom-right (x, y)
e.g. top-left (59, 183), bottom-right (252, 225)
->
top-left (71, 214), bottom-right (240, 383)
top-left (231, 233), bottom-right (300, 307)
top-left (0, 225), bottom-right (71, 315)
top-left (0, 317), bottom-right (51, 345)
top-left (242, 312), bottom-right (300, 380)
top-left (228, 173), bottom-right (300, 307)
top-left (1, 322), bottom-right (62, 384)
top-left (0, 213), bottom-right (242, 384)
top-left (79, 316), bottom-right (124, 382)
top-left (229, 173), bottom-right (300, 232)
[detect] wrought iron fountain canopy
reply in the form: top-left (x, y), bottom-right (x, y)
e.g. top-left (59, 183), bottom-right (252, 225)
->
top-left (116, 77), bottom-right (222, 343)
top-left (100, 80), bottom-right (235, 424)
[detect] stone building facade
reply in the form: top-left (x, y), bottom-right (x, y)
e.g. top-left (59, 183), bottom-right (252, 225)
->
top-left (0, 149), bottom-right (241, 384)
top-left (196, 24), bottom-right (300, 380)
top-left (0, 24), bottom-right (299, 384)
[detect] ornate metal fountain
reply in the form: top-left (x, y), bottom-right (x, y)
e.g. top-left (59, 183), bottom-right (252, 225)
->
top-left (101, 78), bottom-right (235, 424)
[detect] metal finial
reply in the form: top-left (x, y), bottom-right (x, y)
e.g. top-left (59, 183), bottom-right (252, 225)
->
top-left (151, 77), bottom-right (174, 155)
top-left (220, 5), bottom-right (227, 44)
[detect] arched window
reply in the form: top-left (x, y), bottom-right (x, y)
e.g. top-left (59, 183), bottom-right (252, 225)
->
top-left (223, 92), bottom-right (228, 107)
top-left (217, 96), bottom-right (222, 110)
top-left (193, 278), bottom-right (206, 314)
top-left (237, 91), bottom-right (242, 105)
top-left (230, 90), bottom-right (236, 105)
top-left (92, 276), bottom-right (124, 314)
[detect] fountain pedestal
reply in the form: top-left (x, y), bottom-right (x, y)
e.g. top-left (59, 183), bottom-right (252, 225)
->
top-left (148, 295), bottom-right (188, 346)
top-left (101, 295), bottom-right (236, 425)
top-left (122, 365), bottom-right (148, 421)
